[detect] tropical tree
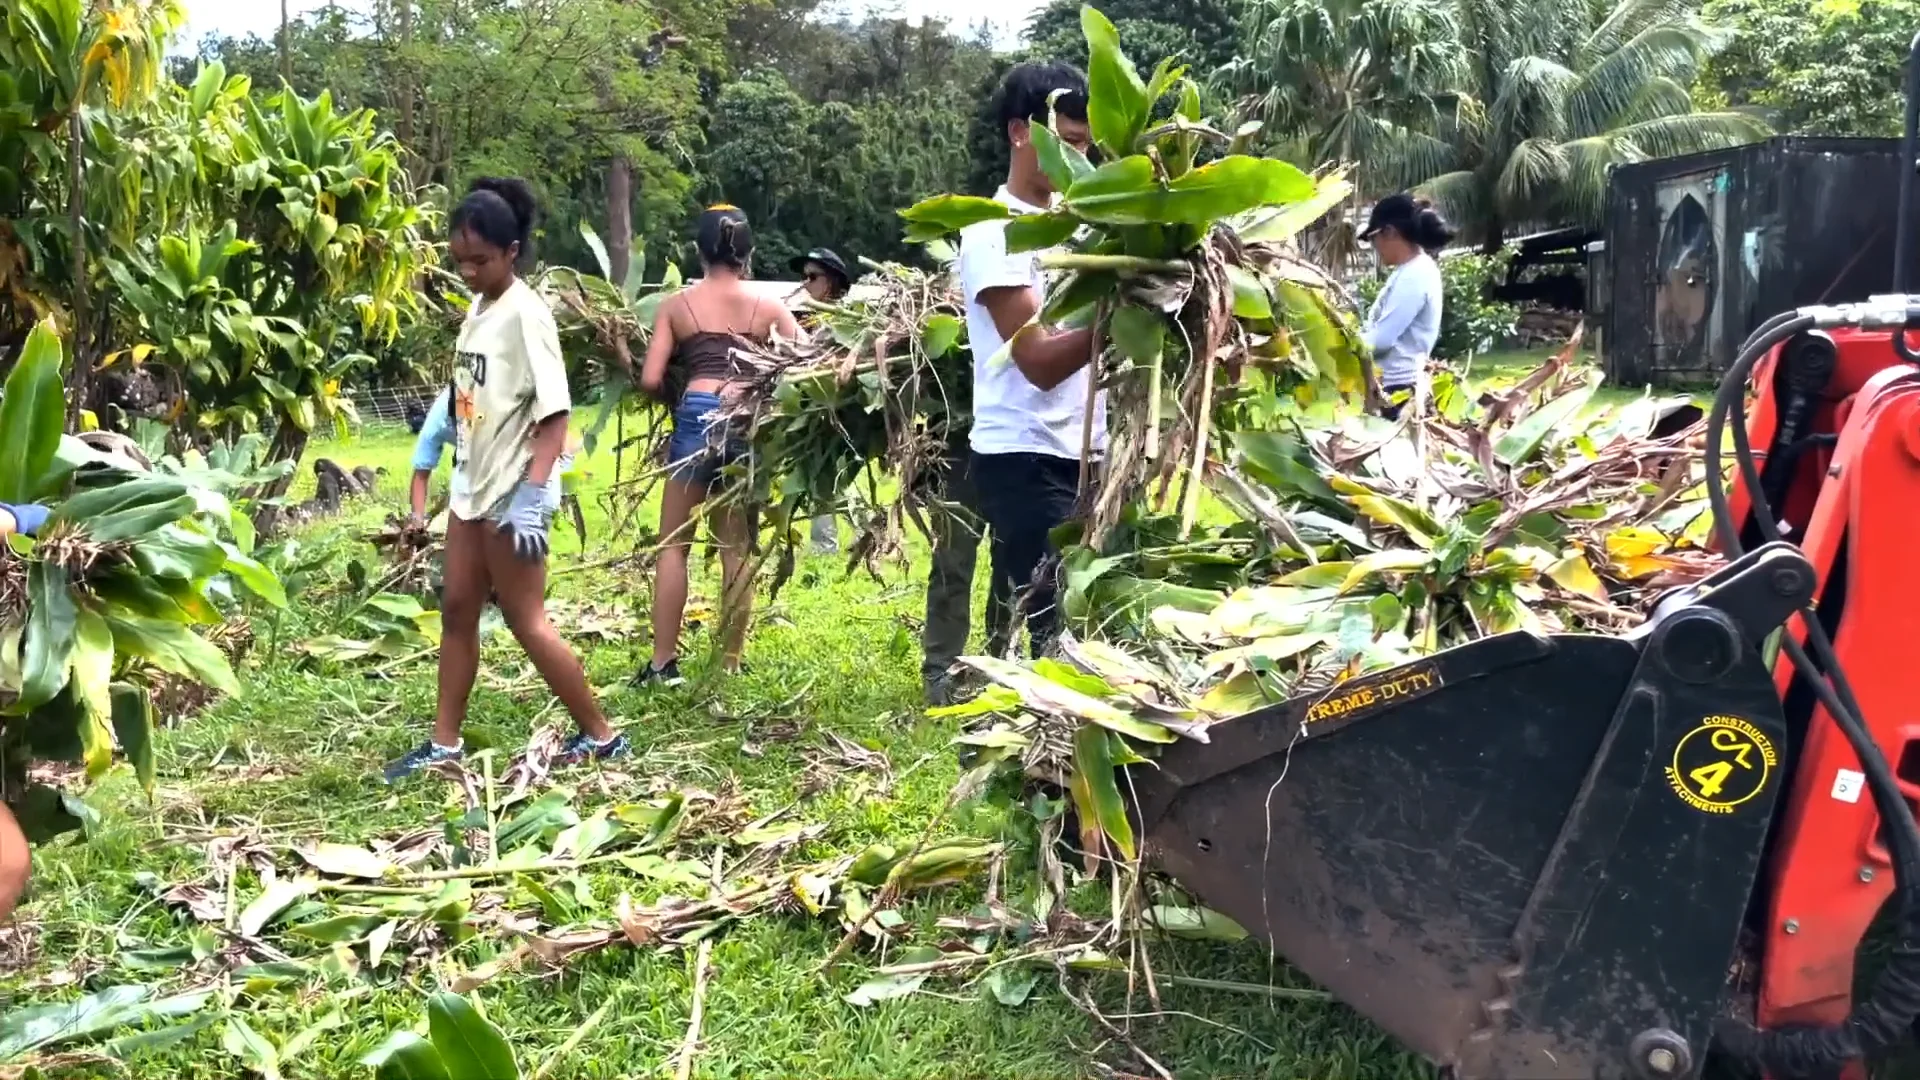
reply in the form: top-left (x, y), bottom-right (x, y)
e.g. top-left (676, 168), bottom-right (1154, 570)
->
top-left (0, 0), bottom-right (182, 368)
top-left (1224, 0), bottom-right (1463, 190)
top-left (1024, 0), bottom-right (1249, 74)
top-left (1393, 0), bottom-right (1770, 248)
top-left (1700, 0), bottom-right (1920, 137)
top-left (699, 46), bottom-right (979, 272)
top-left (1221, 0), bottom-right (1465, 267)
top-left (98, 65), bottom-right (437, 466)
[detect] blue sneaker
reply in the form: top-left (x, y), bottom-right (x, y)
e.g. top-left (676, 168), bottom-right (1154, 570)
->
top-left (382, 740), bottom-right (463, 784)
top-left (558, 731), bottom-right (630, 767)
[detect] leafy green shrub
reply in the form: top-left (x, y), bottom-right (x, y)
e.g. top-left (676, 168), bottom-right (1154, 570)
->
top-left (1356, 251), bottom-right (1518, 361)
top-left (1, 320), bottom-right (285, 844)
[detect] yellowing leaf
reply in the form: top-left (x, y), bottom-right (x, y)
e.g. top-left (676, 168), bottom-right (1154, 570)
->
top-left (1603, 526), bottom-right (1689, 580)
top-left (1203, 634), bottom-right (1331, 676)
top-left (1346, 492), bottom-right (1441, 548)
top-left (1197, 671), bottom-right (1273, 717)
top-left (1546, 550), bottom-right (1608, 601)
top-left (1339, 549), bottom-right (1433, 593)
top-left (963, 656), bottom-right (1177, 744)
top-left (70, 606), bottom-right (116, 779)
top-left (1277, 562), bottom-right (1353, 588)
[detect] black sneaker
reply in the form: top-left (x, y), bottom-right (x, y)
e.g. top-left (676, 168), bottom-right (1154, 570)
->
top-left (925, 672), bottom-right (957, 708)
top-left (558, 731), bottom-right (631, 766)
top-left (382, 740), bottom-right (463, 784)
top-left (631, 659), bottom-right (683, 687)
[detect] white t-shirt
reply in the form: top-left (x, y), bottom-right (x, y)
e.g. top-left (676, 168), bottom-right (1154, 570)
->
top-left (959, 186), bottom-right (1108, 460)
top-left (449, 278), bottom-right (571, 521)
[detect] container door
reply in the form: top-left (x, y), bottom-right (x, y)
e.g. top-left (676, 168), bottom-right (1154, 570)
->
top-left (1649, 169), bottom-right (1727, 379)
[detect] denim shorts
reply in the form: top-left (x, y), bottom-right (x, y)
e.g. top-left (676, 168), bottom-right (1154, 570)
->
top-left (667, 391), bottom-right (748, 490)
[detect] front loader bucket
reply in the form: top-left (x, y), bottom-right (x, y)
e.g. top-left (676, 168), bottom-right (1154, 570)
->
top-left (1129, 544), bottom-right (1815, 1080)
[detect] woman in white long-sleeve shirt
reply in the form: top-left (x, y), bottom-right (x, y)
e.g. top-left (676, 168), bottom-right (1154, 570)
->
top-left (1358, 194), bottom-right (1456, 419)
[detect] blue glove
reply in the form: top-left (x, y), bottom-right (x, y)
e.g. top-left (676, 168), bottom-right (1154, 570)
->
top-left (1, 503), bottom-right (48, 537)
top-left (500, 482), bottom-right (552, 561)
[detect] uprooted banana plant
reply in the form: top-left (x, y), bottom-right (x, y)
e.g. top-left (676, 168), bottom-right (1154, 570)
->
top-left (0, 320), bottom-right (286, 916)
top-left (702, 257), bottom-right (973, 593)
top-left (944, 342), bottom-right (1713, 893)
top-left (896, 5), bottom-right (1365, 547)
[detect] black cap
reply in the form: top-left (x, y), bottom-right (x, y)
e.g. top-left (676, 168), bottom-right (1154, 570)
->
top-left (1359, 193), bottom-right (1419, 240)
top-left (789, 248), bottom-right (851, 285)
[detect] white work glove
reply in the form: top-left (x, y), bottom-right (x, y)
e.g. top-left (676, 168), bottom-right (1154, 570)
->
top-left (500, 481), bottom-right (553, 561)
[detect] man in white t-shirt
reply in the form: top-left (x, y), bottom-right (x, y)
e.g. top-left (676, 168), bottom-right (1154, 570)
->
top-left (940, 59), bottom-right (1103, 673)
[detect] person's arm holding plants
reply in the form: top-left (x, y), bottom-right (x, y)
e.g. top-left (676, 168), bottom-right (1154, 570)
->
top-left (978, 283), bottom-right (1096, 392)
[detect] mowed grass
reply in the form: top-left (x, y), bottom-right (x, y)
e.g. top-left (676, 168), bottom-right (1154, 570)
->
top-left (4, 404), bottom-right (1434, 1079)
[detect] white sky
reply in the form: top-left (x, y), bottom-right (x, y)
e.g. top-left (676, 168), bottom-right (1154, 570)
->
top-left (178, 0), bottom-right (1045, 52)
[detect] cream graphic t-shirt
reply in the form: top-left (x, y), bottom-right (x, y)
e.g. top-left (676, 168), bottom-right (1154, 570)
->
top-left (449, 278), bottom-right (571, 521)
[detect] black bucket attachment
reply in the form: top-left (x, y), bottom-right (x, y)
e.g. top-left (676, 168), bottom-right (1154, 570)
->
top-left (1130, 543), bottom-right (1816, 1079)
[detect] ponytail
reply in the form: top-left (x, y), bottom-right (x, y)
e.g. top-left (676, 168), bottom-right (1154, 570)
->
top-left (696, 205), bottom-right (754, 271)
top-left (451, 176), bottom-right (538, 264)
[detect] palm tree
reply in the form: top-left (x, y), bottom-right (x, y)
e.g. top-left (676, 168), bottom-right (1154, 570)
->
top-left (1224, 0), bottom-right (1467, 195)
top-left (1402, 0), bottom-right (1770, 249)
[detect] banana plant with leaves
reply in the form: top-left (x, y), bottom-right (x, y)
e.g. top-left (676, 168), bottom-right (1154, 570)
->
top-left (897, 4), bottom-right (1365, 545)
top-left (0, 319), bottom-right (285, 920)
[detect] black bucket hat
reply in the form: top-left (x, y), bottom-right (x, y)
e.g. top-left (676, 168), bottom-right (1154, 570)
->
top-left (789, 248), bottom-right (851, 286)
top-left (1359, 193), bottom-right (1419, 240)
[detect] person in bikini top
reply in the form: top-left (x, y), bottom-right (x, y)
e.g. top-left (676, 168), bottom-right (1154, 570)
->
top-left (635, 206), bottom-right (800, 684)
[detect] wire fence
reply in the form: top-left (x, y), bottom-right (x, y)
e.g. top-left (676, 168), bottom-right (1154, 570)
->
top-left (348, 384), bottom-right (442, 427)
top-left (345, 377), bottom-right (616, 433)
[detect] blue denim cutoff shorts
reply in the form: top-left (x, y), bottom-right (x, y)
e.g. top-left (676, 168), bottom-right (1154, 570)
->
top-left (666, 391), bottom-right (748, 490)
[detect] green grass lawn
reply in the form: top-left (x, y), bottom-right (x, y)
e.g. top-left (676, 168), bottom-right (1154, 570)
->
top-left (5, 410), bottom-right (1437, 1080)
top-left (3, 347), bottom-right (1727, 1080)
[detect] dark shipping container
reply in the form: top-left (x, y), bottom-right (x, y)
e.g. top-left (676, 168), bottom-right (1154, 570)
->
top-left (1600, 136), bottom-right (1914, 386)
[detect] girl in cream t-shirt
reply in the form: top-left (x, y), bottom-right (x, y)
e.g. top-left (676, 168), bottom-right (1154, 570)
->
top-left (381, 177), bottom-right (629, 784)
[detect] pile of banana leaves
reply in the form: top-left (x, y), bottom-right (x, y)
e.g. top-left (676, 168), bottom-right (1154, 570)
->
top-left (943, 340), bottom-right (1715, 871)
top-left (702, 257), bottom-right (972, 578)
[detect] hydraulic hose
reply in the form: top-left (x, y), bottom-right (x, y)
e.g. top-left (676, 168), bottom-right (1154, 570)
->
top-left (1706, 302), bottom-right (1920, 1077)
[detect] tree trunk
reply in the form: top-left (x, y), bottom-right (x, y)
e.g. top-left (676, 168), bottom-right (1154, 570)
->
top-left (249, 421), bottom-right (312, 538)
top-left (606, 156), bottom-right (632, 285)
top-left (65, 107), bottom-right (90, 426)
top-left (396, 0), bottom-right (416, 177)
top-left (278, 0), bottom-right (292, 85)
top-left (1481, 216), bottom-right (1505, 255)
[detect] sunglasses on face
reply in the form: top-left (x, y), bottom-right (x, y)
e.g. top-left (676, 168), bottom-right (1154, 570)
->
top-left (804, 271), bottom-right (825, 283)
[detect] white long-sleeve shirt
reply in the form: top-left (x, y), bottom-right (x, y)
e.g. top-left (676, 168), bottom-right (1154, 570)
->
top-left (1362, 252), bottom-right (1443, 386)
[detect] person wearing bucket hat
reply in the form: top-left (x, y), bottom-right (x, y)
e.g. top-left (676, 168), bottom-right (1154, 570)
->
top-left (791, 248), bottom-right (852, 303)
top-left (1358, 193), bottom-right (1454, 420)
top-left (791, 247), bottom-right (854, 552)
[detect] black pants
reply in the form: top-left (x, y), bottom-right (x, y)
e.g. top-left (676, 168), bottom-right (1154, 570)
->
top-left (921, 447), bottom-right (986, 683)
top-left (970, 450), bottom-right (1079, 659)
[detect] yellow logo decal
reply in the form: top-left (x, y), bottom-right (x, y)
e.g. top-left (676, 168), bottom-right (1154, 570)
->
top-left (1666, 715), bottom-right (1777, 814)
top-left (1302, 664), bottom-right (1444, 726)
